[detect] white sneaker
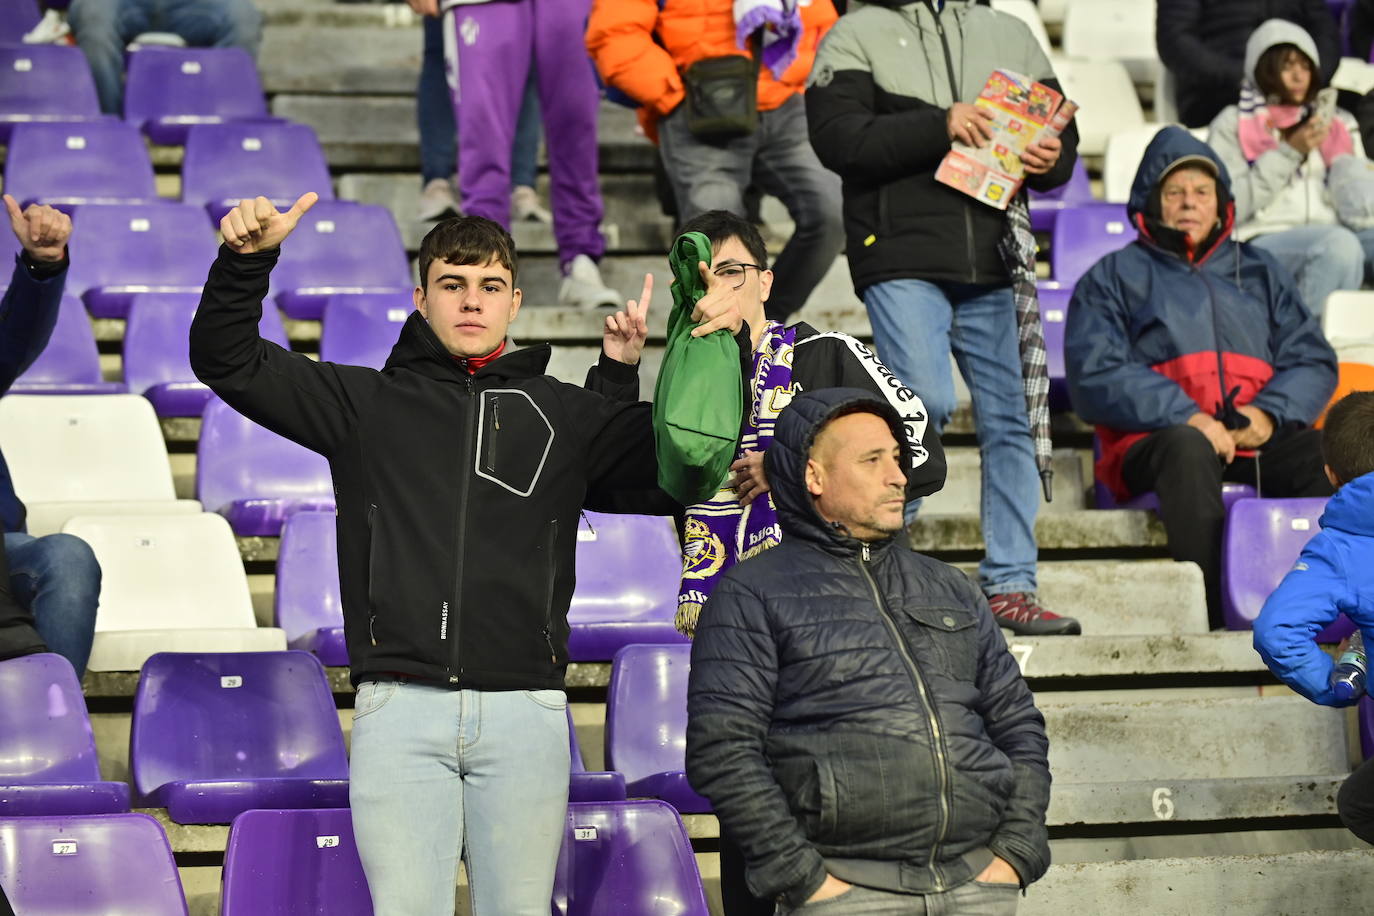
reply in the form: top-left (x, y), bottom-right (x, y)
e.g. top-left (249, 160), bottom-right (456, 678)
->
top-left (512, 185), bottom-right (552, 224)
top-left (23, 9), bottom-right (71, 44)
top-left (417, 177), bottom-right (460, 222)
top-left (558, 254), bottom-right (620, 309)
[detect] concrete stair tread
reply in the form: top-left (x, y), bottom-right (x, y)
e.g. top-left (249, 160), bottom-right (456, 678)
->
top-left (1048, 775), bottom-right (1345, 826)
top-left (1005, 631), bottom-right (1263, 677)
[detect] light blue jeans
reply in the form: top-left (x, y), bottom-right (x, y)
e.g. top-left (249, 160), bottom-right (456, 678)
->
top-left (864, 280), bottom-right (1039, 595)
top-left (1248, 224), bottom-right (1374, 318)
top-left (5, 532), bottom-right (100, 677)
top-left (67, 0), bottom-right (264, 114)
top-left (349, 681), bottom-right (570, 916)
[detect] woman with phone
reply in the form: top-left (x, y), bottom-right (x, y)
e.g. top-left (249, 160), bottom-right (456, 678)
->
top-left (1207, 19), bottom-right (1371, 318)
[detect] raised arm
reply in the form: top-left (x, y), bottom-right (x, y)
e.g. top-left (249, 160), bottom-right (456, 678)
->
top-left (0, 197), bottom-right (71, 391)
top-left (189, 194), bottom-right (377, 456)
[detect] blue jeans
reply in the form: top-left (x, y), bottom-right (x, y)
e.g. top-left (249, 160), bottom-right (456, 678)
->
top-left (420, 14), bottom-right (542, 188)
top-left (68, 0), bottom-right (263, 115)
top-left (5, 532), bottom-right (100, 677)
top-left (657, 94), bottom-right (844, 321)
top-left (1248, 224), bottom-right (1374, 318)
top-left (349, 681), bottom-right (570, 916)
top-left (864, 280), bottom-right (1039, 595)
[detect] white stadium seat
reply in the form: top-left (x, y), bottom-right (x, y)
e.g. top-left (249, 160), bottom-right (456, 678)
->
top-left (1103, 124), bottom-right (1169, 203)
top-left (64, 512), bottom-right (285, 671)
top-left (990, 0), bottom-right (1052, 58)
top-left (0, 394), bottom-right (200, 535)
top-left (1062, 0), bottom-right (1160, 85)
top-left (1322, 290), bottom-right (1374, 350)
top-left (1052, 58), bottom-right (1146, 156)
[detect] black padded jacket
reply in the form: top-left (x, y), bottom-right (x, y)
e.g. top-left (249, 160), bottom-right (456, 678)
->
top-left (685, 387), bottom-right (1051, 907)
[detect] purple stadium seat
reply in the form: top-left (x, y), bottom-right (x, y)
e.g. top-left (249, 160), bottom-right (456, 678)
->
top-left (271, 202), bottom-right (412, 320)
top-left (1050, 203), bottom-right (1134, 287)
top-left (0, 44), bottom-right (102, 143)
top-left (605, 644), bottom-right (710, 814)
top-left (567, 513), bottom-right (689, 662)
top-left (0, 813), bottom-right (188, 915)
top-left (220, 808), bottom-right (373, 916)
top-left (130, 651), bottom-right (350, 824)
top-left (275, 510), bottom-right (348, 667)
top-left (1221, 497), bottom-right (1345, 640)
top-left (319, 292), bottom-right (414, 369)
top-left (3, 121), bottom-right (157, 212)
top-left (554, 800), bottom-right (710, 916)
top-left (1038, 284), bottom-right (1070, 411)
top-left (11, 293), bottom-right (125, 394)
top-left (1029, 158), bottom-right (1093, 233)
top-left (181, 121), bottom-right (335, 222)
top-left (65, 202), bottom-right (219, 319)
top-left (567, 706), bottom-right (628, 803)
top-left (124, 47), bottom-right (272, 146)
top-left (0, 654), bottom-right (130, 816)
top-left (197, 397), bottom-right (335, 536)
top-left (123, 292), bottom-right (290, 417)
top-left (1361, 695), bottom-right (1374, 758)
top-left (1, 0), bottom-right (42, 43)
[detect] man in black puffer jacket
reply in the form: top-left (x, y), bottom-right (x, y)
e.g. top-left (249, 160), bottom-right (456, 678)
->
top-left (687, 387), bottom-right (1051, 914)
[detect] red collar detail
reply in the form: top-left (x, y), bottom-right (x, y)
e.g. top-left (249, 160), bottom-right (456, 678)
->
top-left (453, 339), bottom-right (507, 374)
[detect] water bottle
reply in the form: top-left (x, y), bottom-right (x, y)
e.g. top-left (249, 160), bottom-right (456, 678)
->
top-left (1331, 631), bottom-right (1367, 702)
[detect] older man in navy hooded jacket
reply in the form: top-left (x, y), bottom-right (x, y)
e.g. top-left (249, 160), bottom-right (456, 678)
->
top-left (1065, 127), bottom-right (1336, 626)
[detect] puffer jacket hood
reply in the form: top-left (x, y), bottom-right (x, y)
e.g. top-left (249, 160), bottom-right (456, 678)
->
top-left (1129, 126), bottom-right (1237, 263)
top-left (1322, 471), bottom-right (1374, 537)
top-left (1245, 19), bottom-right (1321, 93)
top-left (766, 387), bottom-right (912, 553)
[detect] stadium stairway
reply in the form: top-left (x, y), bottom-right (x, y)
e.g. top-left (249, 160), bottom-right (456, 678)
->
top-left (7, 0), bottom-right (1374, 911)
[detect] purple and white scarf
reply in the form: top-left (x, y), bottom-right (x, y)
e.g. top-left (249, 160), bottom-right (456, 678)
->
top-left (734, 0), bottom-right (802, 80)
top-left (675, 321), bottom-right (797, 638)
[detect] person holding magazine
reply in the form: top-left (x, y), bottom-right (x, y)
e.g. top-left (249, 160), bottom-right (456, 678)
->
top-left (805, 0), bottom-right (1082, 636)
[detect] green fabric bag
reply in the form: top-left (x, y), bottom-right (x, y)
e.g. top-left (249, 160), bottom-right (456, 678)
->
top-left (652, 231), bottom-right (744, 505)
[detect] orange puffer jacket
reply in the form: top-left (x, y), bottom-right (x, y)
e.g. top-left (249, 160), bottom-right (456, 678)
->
top-left (586, 0), bottom-right (837, 124)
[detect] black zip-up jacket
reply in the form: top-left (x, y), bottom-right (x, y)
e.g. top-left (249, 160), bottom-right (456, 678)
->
top-left (686, 388), bottom-right (1051, 907)
top-left (1157, 0), bottom-right (1340, 128)
top-left (805, 0), bottom-right (1078, 293)
top-left (190, 247), bottom-right (667, 689)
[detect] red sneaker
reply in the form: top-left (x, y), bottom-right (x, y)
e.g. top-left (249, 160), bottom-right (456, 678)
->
top-left (987, 592), bottom-right (1082, 636)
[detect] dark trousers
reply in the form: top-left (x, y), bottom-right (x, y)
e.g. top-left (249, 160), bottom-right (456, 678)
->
top-left (720, 830), bottom-right (774, 916)
top-left (1339, 755), bottom-right (1374, 845)
top-left (1121, 424), bottom-right (1333, 627)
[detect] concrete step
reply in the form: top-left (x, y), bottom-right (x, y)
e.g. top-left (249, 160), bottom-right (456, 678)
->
top-left (1007, 631), bottom-right (1260, 676)
top-left (259, 28), bottom-right (421, 95)
top-left (274, 94), bottom-right (656, 172)
top-left (923, 446), bottom-right (1087, 515)
top-left (1022, 849), bottom-right (1374, 916)
top-left (1049, 776), bottom-right (1344, 827)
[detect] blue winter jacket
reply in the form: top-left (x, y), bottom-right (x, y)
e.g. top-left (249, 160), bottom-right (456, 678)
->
top-left (1254, 472), bottom-right (1374, 706)
top-left (1065, 127), bottom-right (1336, 498)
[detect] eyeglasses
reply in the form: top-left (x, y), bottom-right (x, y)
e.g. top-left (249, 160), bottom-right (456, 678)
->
top-left (712, 263), bottom-right (765, 289)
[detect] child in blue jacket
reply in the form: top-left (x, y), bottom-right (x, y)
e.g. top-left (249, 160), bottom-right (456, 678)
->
top-left (1254, 390), bottom-right (1374, 843)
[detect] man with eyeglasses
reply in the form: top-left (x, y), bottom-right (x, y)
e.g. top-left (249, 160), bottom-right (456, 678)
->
top-left (663, 209), bottom-right (947, 916)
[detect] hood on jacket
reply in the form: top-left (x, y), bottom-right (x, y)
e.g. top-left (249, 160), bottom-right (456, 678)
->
top-left (1323, 471), bottom-right (1374, 537)
top-left (766, 387), bottom-right (912, 549)
top-left (1129, 126), bottom-right (1237, 262)
top-left (1244, 19), bottom-right (1321, 96)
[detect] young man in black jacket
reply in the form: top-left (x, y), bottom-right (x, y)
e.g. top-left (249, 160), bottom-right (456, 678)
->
top-left (687, 387), bottom-right (1051, 914)
top-left (190, 193), bottom-right (721, 916)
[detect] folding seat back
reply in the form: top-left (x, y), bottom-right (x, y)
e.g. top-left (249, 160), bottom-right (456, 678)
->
top-left (0, 44), bottom-right (101, 143)
top-left (1322, 290), bottom-right (1374, 348)
top-left (1038, 285), bottom-right (1070, 410)
top-left (275, 509), bottom-right (347, 666)
top-left (123, 292), bottom-right (289, 417)
top-left (567, 512), bottom-right (687, 661)
top-left (3, 121), bottom-right (156, 211)
top-left (124, 47), bottom-right (270, 145)
top-left (1222, 497), bottom-right (1329, 630)
top-left (181, 121), bottom-right (334, 222)
top-left (605, 644), bottom-right (710, 813)
top-left (566, 705), bottom-right (628, 803)
top-left (553, 801), bottom-right (710, 916)
top-left (197, 397), bottom-right (335, 536)
top-left (0, 813), bottom-right (188, 915)
top-left (1, 0), bottom-right (42, 43)
top-left (65, 202), bottom-right (218, 318)
top-left (1103, 124), bottom-right (1168, 204)
top-left (1028, 158), bottom-right (1093, 233)
top-left (0, 653), bottom-right (130, 815)
top-left (130, 651), bottom-right (349, 823)
top-left (271, 201), bottom-right (412, 320)
top-left (319, 292), bottom-right (413, 369)
top-left (221, 808), bottom-right (372, 916)
top-left (1051, 58), bottom-right (1145, 156)
top-left (1050, 204), bottom-right (1133, 286)
top-left (12, 294), bottom-right (124, 394)
top-left (1061, 0), bottom-right (1160, 83)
